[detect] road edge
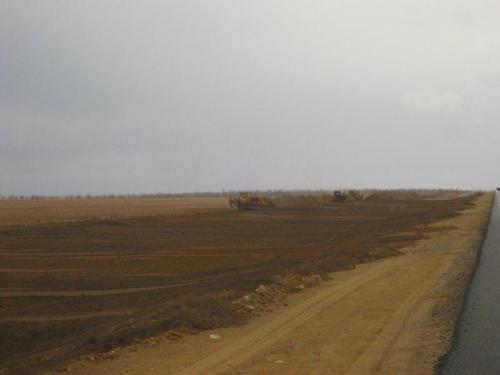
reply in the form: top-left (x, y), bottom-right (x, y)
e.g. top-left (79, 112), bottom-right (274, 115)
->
top-left (435, 192), bottom-right (495, 374)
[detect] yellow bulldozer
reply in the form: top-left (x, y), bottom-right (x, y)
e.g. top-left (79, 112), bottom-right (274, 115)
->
top-left (228, 192), bottom-right (274, 210)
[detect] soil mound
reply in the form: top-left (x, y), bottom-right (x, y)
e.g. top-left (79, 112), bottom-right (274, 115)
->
top-left (233, 274), bottom-right (322, 313)
top-left (365, 191), bottom-right (421, 203)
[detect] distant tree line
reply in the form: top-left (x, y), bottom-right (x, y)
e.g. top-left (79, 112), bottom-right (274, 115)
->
top-left (0, 188), bottom-right (475, 201)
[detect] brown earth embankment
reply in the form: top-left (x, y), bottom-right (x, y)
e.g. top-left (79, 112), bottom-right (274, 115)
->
top-left (0, 193), bottom-right (485, 374)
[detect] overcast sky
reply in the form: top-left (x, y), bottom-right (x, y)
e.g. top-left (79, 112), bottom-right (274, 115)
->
top-left (1, 1), bottom-right (500, 195)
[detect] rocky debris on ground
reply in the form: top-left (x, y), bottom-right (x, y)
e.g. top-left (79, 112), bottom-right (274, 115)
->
top-left (81, 349), bottom-right (119, 362)
top-left (164, 330), bottom-right (183, 341)
top-left (233, 273), bottom-right (322, 313)
top-left (280, 274), bottom-right (322, 290)
top-left (66, 274), bottom-right (323, 370)
top-left (145, 337), bottom-right (160, 347)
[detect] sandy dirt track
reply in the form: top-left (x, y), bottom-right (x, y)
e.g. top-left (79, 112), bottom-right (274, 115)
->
top-left (59, 194), bottom-right (492, 375)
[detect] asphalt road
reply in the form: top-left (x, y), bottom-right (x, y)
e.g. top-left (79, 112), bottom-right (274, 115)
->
top-left (441, 193), bottom-right (500, 374)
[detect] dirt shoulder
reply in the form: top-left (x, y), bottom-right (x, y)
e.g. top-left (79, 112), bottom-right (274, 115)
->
top-left (53, 193), bottom-right (493, 375)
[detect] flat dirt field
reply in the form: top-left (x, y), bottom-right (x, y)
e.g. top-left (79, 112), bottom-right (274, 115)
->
top-left (0, 193), bottom-right (490, 374)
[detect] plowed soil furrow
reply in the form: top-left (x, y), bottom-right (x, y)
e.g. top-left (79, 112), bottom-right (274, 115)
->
top-left (0, 268), bottom-right (83, 273)
top-left (0, 266), bottom-right (271, 297)
top-left (0, 310), bottom-right (135, 323)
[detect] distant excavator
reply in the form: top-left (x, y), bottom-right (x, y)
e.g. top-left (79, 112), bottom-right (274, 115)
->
top-left (322, 190), bottom-right (364, 203)
top-left (228, 192), bottom-right (274, 210)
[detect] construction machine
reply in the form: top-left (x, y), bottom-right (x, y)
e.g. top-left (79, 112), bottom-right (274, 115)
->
top-left (330, 190), bottom-right (364, 203)
top-left (228, 192), bottom-right (274, 210)
top-left (345, 190), bottom-right (364, 202)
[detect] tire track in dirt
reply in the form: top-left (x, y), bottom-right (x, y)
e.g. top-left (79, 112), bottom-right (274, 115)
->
top-left (0, 269), bottom-right (180, 277)
top-left (178, 259), bottom-right (399, 375)
top-left (345, 252), bottom-right (456, 374)
top-left (0, 310), bottom-right (135, 323)
top-left (0, 253), bottom-right (255, 259)
top-left (0, 266), bottom-right (270, 297)
top-left (0, 268), bottom-right (83, 273)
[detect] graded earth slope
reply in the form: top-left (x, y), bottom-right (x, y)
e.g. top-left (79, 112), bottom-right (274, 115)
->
top-left (54, 193), bottom-right (492, 375)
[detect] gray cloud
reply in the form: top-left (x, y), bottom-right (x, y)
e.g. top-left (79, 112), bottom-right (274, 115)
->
top-left (2, 0), bottom-right (500, 195)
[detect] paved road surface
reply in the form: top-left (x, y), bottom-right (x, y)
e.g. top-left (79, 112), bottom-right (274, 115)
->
top-left (441, 194), bottom-right (500, 374)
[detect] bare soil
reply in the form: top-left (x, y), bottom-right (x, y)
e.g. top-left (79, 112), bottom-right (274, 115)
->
top-left (0, 193), bottom-right (484, 374)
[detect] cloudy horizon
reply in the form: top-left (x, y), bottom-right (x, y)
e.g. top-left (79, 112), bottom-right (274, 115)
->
top-left (2, 1), bottom-right (500, 195)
